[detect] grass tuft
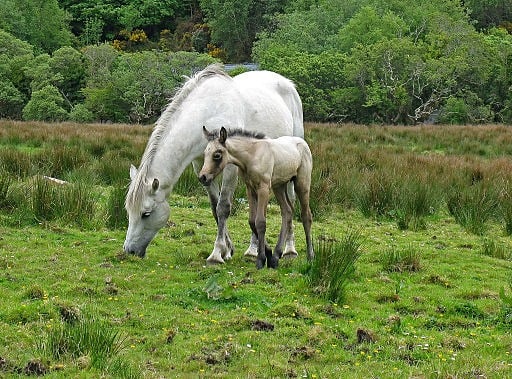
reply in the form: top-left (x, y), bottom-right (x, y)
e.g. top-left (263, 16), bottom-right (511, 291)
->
top-left (381, 245), bottom-right (421, 272)
top-left (447, 184), bottom-right (498, 235)
top-left (38, 316), bottom-right (135, 377)
top-left (304, 232), bottom-right (363, 303)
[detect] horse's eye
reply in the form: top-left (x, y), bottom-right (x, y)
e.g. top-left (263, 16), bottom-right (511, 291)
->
top-left (213, 151), bottom-right (223, 161)
top-left (141, 212), bottom-right (151, 219)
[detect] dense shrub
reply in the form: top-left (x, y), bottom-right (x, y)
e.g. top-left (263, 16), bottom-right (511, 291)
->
top-left (22, 85), bottom-right (68, 122)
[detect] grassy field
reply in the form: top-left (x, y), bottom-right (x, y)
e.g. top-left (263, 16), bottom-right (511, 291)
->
top-left (0, 121), bottom-right (512, 378)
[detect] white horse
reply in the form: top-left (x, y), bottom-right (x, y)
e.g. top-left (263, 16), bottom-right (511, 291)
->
top-left (124, 64), bottom-right (304, 264)
top-left (199, 127), bottom-right (314, 269)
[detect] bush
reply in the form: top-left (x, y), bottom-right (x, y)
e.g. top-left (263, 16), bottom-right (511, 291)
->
top-left (22, 85), bottom-right (68, 122)
top-left (69, 104), bottom-right (95, 123)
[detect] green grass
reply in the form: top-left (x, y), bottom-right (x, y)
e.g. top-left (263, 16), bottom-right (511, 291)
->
top-left (1, 121), bottom-right (512, 378)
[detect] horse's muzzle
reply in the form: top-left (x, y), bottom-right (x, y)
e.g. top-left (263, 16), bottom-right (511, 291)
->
top-left (123, 244), bottom-right (147, 258)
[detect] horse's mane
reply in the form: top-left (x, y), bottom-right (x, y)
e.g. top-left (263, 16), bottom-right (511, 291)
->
top-left (126, 64), bottom-right (231, 209)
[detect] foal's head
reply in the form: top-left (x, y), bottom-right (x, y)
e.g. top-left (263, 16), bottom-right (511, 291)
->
top-left (198, 126), bottom-right (229, 186)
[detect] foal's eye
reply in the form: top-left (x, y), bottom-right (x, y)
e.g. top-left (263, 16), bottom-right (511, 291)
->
top-left (141, 212), bottom-right (151, 219)
top-left (213, 151), bottom-right (223, 161)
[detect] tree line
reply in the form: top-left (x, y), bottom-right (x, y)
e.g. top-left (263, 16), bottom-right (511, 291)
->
top-left (0, 0), bottom-right (511, 124)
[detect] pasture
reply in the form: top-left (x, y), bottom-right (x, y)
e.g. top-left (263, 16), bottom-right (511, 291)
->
top-left (0, 121), bottom-right (511, 378)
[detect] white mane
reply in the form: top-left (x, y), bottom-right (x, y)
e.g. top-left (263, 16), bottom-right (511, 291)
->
top-left (126, 64), bottom-right (231, 209)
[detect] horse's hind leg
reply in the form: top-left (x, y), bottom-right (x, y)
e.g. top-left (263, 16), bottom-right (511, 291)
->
top-left (282, 181), bottom-right (298, 258)
top-left (270, 184), bottom-right (293, 268)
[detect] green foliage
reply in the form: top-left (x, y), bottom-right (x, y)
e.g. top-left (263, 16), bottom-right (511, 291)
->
top-left (254, 0), bottom-right (512, 124)
top-left (201, 0), bottom-right (293, 62)
top-left (82, 48), bottom-right (217, 123)
top-left (22, 85), bottom-right (69, 122)
top-left (0, 0), bottom-right (72, 53)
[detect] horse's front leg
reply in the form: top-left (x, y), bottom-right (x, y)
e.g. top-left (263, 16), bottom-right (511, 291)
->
top-left (195, 160), bottom-right (238, 265)
top-left (212, 164), bottom-right (239, 264)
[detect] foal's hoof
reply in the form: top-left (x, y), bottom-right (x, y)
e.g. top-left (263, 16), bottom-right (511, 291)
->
top-left (256, 258), bottom-right (266, 270)
top-left (268, 255), bottom-right (279, 269)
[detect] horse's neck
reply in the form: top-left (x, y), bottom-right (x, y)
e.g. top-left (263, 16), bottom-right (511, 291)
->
top-left (148, 122), bottom-right (205, 192)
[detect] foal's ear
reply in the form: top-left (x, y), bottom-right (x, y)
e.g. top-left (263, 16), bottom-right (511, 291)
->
top-left (202, 125), bottom-right (210, 139)
top-left (219, 127), bottom-right (227, 144)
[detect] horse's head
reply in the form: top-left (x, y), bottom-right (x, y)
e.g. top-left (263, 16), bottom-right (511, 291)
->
top-left (123, 165), bottom-right (170, 257)
top-left (198, 126), bottom-right (229, 186)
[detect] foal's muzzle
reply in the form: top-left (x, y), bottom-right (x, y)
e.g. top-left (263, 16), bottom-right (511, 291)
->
top-left (198, 174), bottom-right (212, 186)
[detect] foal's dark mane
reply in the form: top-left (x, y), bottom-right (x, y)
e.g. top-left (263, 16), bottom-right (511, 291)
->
top-left (226, 128), bottom-right (266, 140)
top-left (205, 128), bottom-right (267, 142)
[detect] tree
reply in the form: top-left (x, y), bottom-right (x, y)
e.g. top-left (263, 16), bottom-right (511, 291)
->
top-left (81, 45), bottom-right (217, 123)
top-left (0, 0), bottom-right (72, 53)
top-left (253, 0), bottom-right (509, 124)
top-left (22, 85), bottom-right (69, 121)
top-left (201, 0), bottom-right (294, 62)
top-left (0, 30), bottom-right (34, 119)
top-left (59, 0), bottom-right (183, 42)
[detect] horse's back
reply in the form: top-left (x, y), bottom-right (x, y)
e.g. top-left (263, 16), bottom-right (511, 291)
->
top-left (234, 71), bottom-right (303, 138)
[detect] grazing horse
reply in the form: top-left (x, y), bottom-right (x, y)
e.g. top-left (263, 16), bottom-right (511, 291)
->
top-left (199, 126), bottom-right (314, 269)
top-left (123, 64), bottom-right (304, 264)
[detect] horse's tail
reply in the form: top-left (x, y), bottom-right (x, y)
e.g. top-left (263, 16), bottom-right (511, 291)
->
top-left (274, 76), bottom-right (304, 139)
top-left (286, 83), bottom-right (304, 139)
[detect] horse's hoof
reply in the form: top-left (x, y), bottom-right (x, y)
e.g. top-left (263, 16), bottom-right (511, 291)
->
top-left (244, 246), bottom-right (258, 257)
top-left (206, 256), bottom-right (225, 265)
top-left (282, 251), bottom-right (298, 259)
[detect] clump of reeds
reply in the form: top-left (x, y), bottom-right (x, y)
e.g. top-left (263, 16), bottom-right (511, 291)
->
top-left (38, 316), bottom-right (136, 377)
top-left (106, 185), bottom-right (128, 229)
top-left (447, 184), bottom-right (498, 235)
top-left (480, 238), bottom-right (510, 260)
top-left (381, 245), bottom-right (421, 273)
top-left (304, 232), bottom-right (363, 303)
top-left (30, 177), bottom-right (97, 228)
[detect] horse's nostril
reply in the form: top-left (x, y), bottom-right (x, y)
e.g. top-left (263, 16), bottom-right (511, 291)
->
top-left (199, 174), bottom-right (208, 185)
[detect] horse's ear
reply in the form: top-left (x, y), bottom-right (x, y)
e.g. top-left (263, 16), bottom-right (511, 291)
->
top-left (130, 164), bottom-right (138, 181)
top-left (219, 127), bottom-right (227, 144)
top-left (152, 178), bottom-right (159, 191)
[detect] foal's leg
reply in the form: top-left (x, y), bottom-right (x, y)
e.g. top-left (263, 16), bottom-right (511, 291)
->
top-left (282, 181), bottom-right (298, 258)
top-left (294, 177), bottom-right (314, 261)
top-left (248, 186), bottom-right (272, 269)
top-left (270, 184), bottom-right (294, 268)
